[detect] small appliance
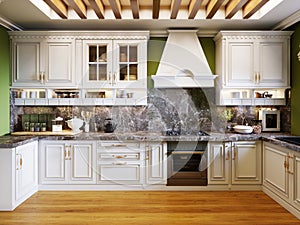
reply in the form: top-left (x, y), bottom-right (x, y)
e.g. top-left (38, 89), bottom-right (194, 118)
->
top-left (258, 109), bottom-right (280, 132)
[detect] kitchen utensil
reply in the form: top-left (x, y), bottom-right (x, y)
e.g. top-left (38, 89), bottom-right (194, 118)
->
top-left (255, 92), bottom-right (263, 98)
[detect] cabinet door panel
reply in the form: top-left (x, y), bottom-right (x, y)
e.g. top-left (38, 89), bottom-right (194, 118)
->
top-left (13, 42), bottom-right (40, 85)
top-left (293, 155), bottom-right (300, 208)
top-left (146, 143), bottom-right (167, 184)
top-left (208, 142), bottom-right (229, 184)
top-left (227, 42), bottom-right (254, 86)
top-left (98, 164), bottom-right (141, 184)
top-left (232, 142), bottom-right (261, 184)
top-left (263, 144), bottom-right (289, 200)
top-left (70, 144), bottom-right (95, 183)
top-left (46, 42), bottom-right (74, 85)
top-left (15, 142), bottom-right (38, 202)
top-left (42, 144), bottom-right (67, 183)
top-left (259, 42), bottom-right (287, 86)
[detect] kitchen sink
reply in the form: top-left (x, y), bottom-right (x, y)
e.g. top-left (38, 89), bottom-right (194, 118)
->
top-left (275, 136), bottom-right (300, 146)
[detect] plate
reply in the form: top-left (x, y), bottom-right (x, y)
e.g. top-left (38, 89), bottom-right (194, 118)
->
top-left (233, 125), bottom-right (253, 134)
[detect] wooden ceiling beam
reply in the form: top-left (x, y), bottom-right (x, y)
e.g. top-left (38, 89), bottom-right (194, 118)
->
top-left (170, 0), bottom-right (182, 19)
top-left (88, 0), bottom-right (105, 19)
top-left (66, 0), bottom-right (87, 19)
top-left (206, 0), bottom-right (226, 19)
top-left (44, 0), bottom-right (68, 19)
top-left (153, 0), bottom-right (160, 19)
top-left (225, 0), bottom-right (248, 19)
top-left (130, 0), bottom-right (139, 19)
top-left (188, 0), bottom-right (203, 19)
top-left (243, 0), bottom-right (269, 19)
top-left (108, 0), bottom-right (122, 19)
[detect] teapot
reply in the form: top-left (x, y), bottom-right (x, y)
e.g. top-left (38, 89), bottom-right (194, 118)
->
top-left (104, 118), bottom-right (117, 133)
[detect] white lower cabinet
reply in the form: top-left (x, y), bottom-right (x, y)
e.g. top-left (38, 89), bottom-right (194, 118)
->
top-left (97, 141), bottom-right (145, 185)
top-left (0, 141), bottom-right (38, 211)
top-left (39, 140), bottom-right (96, 184)
top-left (263, 142), bottom-right (300, 218)
top-left (145, 142), bottom-right (167, 185)
top-left (208, 141), bottom-right (261, 187)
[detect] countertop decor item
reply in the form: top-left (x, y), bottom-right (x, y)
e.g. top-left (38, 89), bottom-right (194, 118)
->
top-left (67, 117), bottom-right (84, 133)
top-left (233, 125), bottom-right (254, 134)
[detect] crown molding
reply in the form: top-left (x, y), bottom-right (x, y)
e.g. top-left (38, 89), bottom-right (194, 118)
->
top-left (273, 9), bottom-right (300, 30)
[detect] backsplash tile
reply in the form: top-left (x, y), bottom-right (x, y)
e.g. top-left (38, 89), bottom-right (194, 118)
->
top-left (10, 88), bottom-right (291, 134)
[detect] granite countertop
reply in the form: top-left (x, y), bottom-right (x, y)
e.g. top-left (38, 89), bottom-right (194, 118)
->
top-left (0, 135), bottom-right (38, 148)
top-left (1, 131), bottom-right (298, 152)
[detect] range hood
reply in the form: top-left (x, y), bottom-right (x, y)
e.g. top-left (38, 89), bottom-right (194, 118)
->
top-left (152, 30), bottom-right (217, 88)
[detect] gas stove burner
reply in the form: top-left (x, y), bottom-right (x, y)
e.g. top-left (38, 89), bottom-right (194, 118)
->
top-left (164, 129), bottom-right (210, 136)
top-left (198, 130), bottom-right (210, 136)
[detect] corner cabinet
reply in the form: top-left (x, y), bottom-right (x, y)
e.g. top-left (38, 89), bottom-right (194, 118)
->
top-left (0, 141), bottom-right (38, 211)
top-left (208, 141), bottom-right (262, 187)
top-left (214, 31), bottom-right (293, 106)
top-left (9, 32), bottom-right (77, 88)
top-left (263, 142), bottom-right (300, 219)
top-left (39, 140), bottom-right (97, 185)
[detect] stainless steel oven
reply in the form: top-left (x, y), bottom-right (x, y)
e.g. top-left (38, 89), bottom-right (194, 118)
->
top-left (167, 141), bottom-right (208, 186)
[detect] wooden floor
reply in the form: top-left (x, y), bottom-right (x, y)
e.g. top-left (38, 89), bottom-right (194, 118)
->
top-left (0, 191), bottom-right (299, 225)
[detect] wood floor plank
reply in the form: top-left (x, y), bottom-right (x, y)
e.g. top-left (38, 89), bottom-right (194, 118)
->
top-left (0, 191), bottom-right (299, 225)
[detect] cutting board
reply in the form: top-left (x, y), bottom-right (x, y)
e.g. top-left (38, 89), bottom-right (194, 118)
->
top-left (11, 130), bottom-right (82, 136)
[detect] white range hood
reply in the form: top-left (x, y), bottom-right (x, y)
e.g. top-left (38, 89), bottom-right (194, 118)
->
top-left (152, 30), bottom-right (217, 88)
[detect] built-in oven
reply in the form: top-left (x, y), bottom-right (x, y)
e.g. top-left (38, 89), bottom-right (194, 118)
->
top-left (167, 141), bottom-right (208, 186)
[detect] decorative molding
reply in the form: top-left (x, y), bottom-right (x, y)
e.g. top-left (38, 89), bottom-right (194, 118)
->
top-left (8, 31), bottom-right (150, 40)
top-left (273, 9), bottom-right (300, 30)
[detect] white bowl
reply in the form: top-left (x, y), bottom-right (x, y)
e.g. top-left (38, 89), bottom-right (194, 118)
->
top-left (233, 125), bottom-right (253, 134)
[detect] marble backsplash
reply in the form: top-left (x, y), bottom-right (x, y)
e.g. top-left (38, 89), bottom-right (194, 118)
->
top-left (10, 88), bottom-right (291, 134)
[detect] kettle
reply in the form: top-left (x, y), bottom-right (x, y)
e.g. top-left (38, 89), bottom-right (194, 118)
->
top-left (104, 118), bottom-right (117, 133)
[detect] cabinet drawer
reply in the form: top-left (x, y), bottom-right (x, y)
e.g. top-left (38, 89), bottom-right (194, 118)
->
top-left (98, 153), bottom-right (140, 160)
top-left (97, 163), bottom-right (141, 184)
top-left (97, 141), bottom-right (140, 150)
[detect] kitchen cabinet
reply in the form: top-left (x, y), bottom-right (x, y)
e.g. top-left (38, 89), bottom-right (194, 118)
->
top-left (0, 141), bottom-right (38, 211)
top-left (145, 142), bottom-right (167, 185)
top-left (97, 141), bottom-right (145, 185)
top-left (214, 31), bottom-right (292, 105)
top-left (39, 140), bottom-right (96, 184)
top-left (208, 141), bottom-right (261, 186)
top-left (81, 31), bottom-right (148, 105)
top-left (263, 142), bottom-right (300, 219)
top-left (9, 32), bottom-right (76, 88)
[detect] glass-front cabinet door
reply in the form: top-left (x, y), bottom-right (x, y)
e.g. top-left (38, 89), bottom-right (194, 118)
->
top-left (83, 40), bottom-right (113, 88)
top-left (114, 40), bottom-right (146, 88)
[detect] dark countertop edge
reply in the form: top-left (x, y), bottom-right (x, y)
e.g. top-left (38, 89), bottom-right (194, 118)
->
top-left (0, 136), bottom-right (38, 148)
top-left (1, 132), bottom-right (299, 153)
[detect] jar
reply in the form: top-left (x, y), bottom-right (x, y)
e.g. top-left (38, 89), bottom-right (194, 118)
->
top-left (41, 123), bottom-right (47, 132)
top-left (35, 123), bottom-right (40, 132)
top-left (24, 122), bottom-right (30, 131)
top-left (30, 123), bottom-right (35, 132)
top-left (252, 120), bottom-right (262, 134)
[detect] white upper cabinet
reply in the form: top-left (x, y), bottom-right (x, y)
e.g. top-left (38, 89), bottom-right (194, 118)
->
top-left (9, 32), bottom-right (76, 88)
top-left (215, 31), bottom-right (292, 88)
top-left (214, 31), bottom-right (292, 105)
top-left (83, 39), bottom-right (147, 89)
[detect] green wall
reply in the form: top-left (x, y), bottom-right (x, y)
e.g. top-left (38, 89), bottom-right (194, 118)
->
top-left (0, 27), bottom-right (10, 135)
top-left (291, 22), bottom-right (300, 135)
top-left (147, 36), bottom-right (215, 88)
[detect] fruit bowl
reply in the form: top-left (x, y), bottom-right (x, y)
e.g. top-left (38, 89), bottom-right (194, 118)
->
top-left (233, 125), bottom-right (253, 134)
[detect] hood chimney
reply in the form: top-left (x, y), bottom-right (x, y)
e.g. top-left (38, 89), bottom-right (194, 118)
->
top-left (152, 30), bottom-right (217, 88)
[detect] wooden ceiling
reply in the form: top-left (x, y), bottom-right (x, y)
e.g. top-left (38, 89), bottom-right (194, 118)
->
top-left (43, 0), bottom-right (269, 20)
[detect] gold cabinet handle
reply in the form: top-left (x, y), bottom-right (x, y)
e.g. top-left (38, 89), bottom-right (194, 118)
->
top-left (225, 146), bottom-right (230, 160)
top-left (113, 72), bottom-right (117, 85)
top-left (108, 72), bottom-right (112, 85)
top-left (113, 162), bottom-right (127, 166)
top-left (258, 73), bottom-right (261, 82)
top-left (111, 144), bottom-right (127, 147)
top-left (254, 72), bottom-right (257, 83)
top-left (284, 160), bottom-right (288, 169)
top-left (39, 72), bottom-right (44, 84)
top-left (115, 155), bottom-right (127, 159)
top-left (232, 145), bottom-right (237, 160)
top-left (288, 171), bottom-right (294, 175)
